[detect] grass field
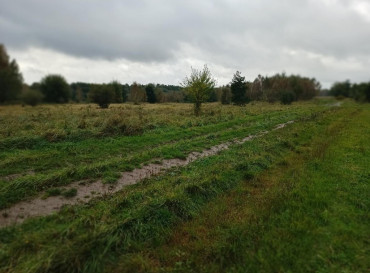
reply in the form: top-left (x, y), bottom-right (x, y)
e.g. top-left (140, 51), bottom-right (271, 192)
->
top-left (0, 101), bottom-right (327, 209)
top-left (0, 99), bottom-right (368, 272)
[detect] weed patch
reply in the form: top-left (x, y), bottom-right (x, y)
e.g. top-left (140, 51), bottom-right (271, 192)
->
top-left (62, 188), bottom-right (77, 198)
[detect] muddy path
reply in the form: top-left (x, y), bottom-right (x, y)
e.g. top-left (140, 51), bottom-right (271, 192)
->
top-left (0, 121), bottom-right (294, 228)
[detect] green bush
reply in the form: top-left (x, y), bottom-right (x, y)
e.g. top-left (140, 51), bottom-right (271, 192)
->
top-left (280, 90), bottom-right (296, 105)
top-left (88, 84), bottom-right (116, 108)
top-left (40, 74), bottom-right (71, 103)
top-left (21, 89), bottom-right (43, 106)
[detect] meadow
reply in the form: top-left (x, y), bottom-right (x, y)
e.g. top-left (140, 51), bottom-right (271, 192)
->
top-left (0, 99), bottom-right (368, 272)
top-left (0, 101), bottom-right (324, 209)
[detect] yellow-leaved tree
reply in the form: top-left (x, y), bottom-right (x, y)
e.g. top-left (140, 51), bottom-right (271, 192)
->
top-left (181, 65), bottom-right (216, 116)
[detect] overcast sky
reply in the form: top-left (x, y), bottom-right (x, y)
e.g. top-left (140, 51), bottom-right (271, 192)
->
top-left (1, 0), bottom-right (369, 88)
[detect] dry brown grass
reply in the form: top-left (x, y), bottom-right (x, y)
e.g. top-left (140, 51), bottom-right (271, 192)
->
top-left (0, 102), bottom-right (298, 140)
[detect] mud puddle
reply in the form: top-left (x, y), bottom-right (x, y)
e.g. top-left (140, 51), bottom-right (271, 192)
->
top-left (326, 101), bottom-right (342, 107)
top-left (0, 121), bottom-right (294, 227)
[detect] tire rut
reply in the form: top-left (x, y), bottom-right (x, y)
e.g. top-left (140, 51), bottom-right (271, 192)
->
top-left (0, 121), bottom-right (294, 228)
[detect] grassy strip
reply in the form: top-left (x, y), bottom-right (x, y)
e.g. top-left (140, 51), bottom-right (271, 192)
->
top-left (123, 105), bottom-right (369, 272)
top-left (1, 102), bottom-right (327, 148)
top-left (0, 103), bottom-right (320, 176)
top-left (0, 105), bottom-right (323, 209)
top-left (0, 105), bottom-right (347, 272)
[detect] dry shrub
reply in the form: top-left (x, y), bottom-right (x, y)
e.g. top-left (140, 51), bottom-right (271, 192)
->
top-left (43, 129), bottom-right (67, 142)
top-left (77, 119), bottom-right (87, 129)
top-left (101, 115), bottom-right (143, 136)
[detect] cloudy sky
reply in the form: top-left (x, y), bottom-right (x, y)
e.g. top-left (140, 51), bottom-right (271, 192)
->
top-left (1, 0), bottom-right (369, 88)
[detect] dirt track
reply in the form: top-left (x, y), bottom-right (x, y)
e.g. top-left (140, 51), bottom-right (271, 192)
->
top-left (0, 121), bottom-right (294, 227)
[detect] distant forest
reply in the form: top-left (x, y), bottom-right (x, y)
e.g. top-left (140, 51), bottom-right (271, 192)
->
top-left (27, 73), bottom-right (321, 105)
top-left (69, 82), bottom-right (185, 103)
top-left (1, 43), bottom-right (369, 107)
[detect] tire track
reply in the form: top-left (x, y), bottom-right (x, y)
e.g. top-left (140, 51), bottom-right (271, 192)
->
top-left (0, 121), bottom-right (294, 227)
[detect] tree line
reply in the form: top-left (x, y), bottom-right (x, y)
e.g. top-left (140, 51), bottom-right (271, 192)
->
top-left (329, 80), bottom-right (370, 103)
top-left (2, 43), bottom-right (367, 114)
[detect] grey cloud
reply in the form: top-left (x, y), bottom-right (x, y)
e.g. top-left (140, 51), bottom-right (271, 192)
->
top-left (1, 0), bottom-right (184, 61)
top-left (1, 0), bottom-right (368, 61)
top-left (1, 0), bottom-right (369, 86)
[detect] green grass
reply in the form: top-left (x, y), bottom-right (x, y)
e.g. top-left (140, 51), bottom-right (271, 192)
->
top-left (45, 188), bottom-right (62, 197)
top-left (116, 104), bottom-right (368, 273)
top-left (61, 188), bottom-right (77, 198)
top-left (1, 100), bottom-right (367, 273)
top-left (0, 101), bottom-right (331, 208)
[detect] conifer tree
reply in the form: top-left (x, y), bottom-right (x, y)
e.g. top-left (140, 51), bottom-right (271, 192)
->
top-left (230, 71), bottom-right (248, 105)
top-left (145, 83), bottom-right (156, 103)
top-left (0, 44), bottom-right (23, 103)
